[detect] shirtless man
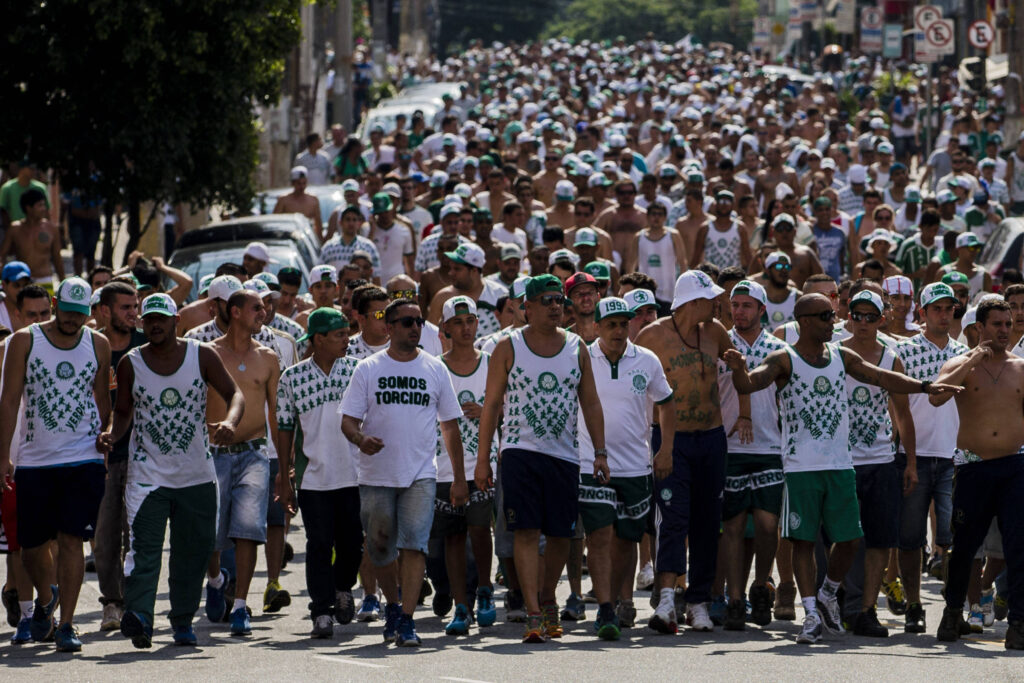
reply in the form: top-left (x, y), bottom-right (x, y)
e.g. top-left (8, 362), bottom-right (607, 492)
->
top-left (929, 299), bottom-right (1024, 648)
top-left (419, 233), bottom-right (458, 314)
top-left (533, 150), bottom-right (566, 206)
top-left (0, 189), bottom-right (64, 293)
top-left (754, 146), bottom-right (800, 211)
top-left (672, 190), bottom-right (709, 268)
top-left (475, 169), bottom-right (516, 218)
top-left (595, 180), bottom-right (647, 262)
top-left (636, 271), bottom-right (751, 634)
top-left (768, 214), bottom-right (823, 290)
top-left (203, 290), bottom-right (280, 636)
top-left (273, 166), bottom-right (323, 241)
top-left (426, 243), bottom-right (505, 341)
top-left (176, 264), bottom-right (248, 335)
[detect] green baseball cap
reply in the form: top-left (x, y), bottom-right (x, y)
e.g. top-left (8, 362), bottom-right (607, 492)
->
top-left (140, 293), bottom-right (178, 317)
top-left (920, 282), bottom-right (957, 306)
top-left (55, 277), bottom-right (92, 315)
top-left (525, 274), bottom-right (563, 300)
top-left (594, 297), bottom-right (635, 322)
top-left (371, 192), bottom-right (394, 214)
top-left (297, 307), bottom-right (349, 343)
top-left (583, 261), bottom-right (611, 281)
top-left (940, 271), bottom-right (970, 288)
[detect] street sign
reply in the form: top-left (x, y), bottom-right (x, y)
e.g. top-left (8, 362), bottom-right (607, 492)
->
top-left (914, 5), bottom-right (942, 31)
top-left (968, 20), bottom-right (995, 49)
top-left (914, 32), bottom-right (939, 62)
top-left (834, 0), bottom-right (856, 34)
top-left (860, 7), bottom-right (883, 53)
top-left (925, 18), bottom-right (955, 56)
top-left (883, 23), bottom-right (903, 57)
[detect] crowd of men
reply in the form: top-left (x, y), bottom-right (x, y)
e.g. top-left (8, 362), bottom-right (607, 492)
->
top-left (0, 36), bottom-right (1023, 654)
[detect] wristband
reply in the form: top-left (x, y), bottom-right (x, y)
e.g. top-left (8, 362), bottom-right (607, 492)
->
top-left (594, 448), bottom-right (608, 458)
top-left (738, 415), bottom-right (752, 421)
top-left (920, 380), bottom-right (931, 393)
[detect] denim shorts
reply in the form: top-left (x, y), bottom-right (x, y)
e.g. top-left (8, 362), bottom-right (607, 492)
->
top-left (896, 454), bottom-right (953, 550)
top-left (359, 478), bottom-right (435, 566)
top-left (213, 443), bottom-right (270, 550)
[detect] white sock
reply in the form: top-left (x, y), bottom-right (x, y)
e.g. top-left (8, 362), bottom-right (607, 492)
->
top-left (207, 572), bottom-right (225, 589)
top-left (233, 598), bottom-right (247, 613)
top-left (659, 588), bottom-right (675, 610)
top-left (802, 596), bottom-right (817, 615)
top-left (19, 600), bottom-right (33, 620)
top-left (820, 577), bottom-right (840, 598)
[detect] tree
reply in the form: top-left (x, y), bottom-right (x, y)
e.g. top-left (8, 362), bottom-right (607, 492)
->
top-left (437, 0), bottom-right (562, 53)
top-left (0, 0), bottom-right (303, 258)
top-left (541, 0), bottom-right (755, 47)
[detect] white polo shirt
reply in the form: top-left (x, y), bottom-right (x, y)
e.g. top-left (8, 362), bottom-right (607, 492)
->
top-left (577, 339), bottom-right (673, 478)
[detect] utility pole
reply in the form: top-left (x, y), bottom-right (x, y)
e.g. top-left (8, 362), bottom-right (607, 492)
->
top-left (332, 0), bottom-right (354, 131)
top-left (1007, 0), bottom-right (1024, 143)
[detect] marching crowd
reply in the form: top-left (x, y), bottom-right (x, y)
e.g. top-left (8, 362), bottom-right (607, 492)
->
top-left (0, 36), bottom-right (1023, 654)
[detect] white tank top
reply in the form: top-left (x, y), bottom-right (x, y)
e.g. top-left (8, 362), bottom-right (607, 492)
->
top-left (437, 353), bottom-right (497, 482)
top-left (127, 340), bottom-right (214, 488)
top-left (18, 324), bottom-right (102, 467)
top-left (1011, 152), bottom-right (1024, 201)
top-left (845, 346), bottom-right (896, 466)
top-left (636, 230), bottom-right (678, 298)
top-left (500, 328), bottom-right (582, 463)
top-left (703, 220), bottom-right (743, 270)
top-left (778, 342), bottom-right (851, 472)
top-left (765, 289), bottom-right (798, 330)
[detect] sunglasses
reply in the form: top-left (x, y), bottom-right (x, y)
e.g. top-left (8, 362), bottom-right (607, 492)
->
top-left (773, 225), bottom-right (795, 233)
top-left (875, 213), bottom-right (892, 220)
top-left (799, 310), bottom-right (836, 322)
top-left (771, 263), bottom-right (791, 271)
top-left (545, 156), bottom-right (560, 162)
top-left (390, 316), bottom-right (425, 328)
top-left (850, 311), bottom-right (881, 323)
top-left (538, 294), bottom-right (566, 306)
top-left (390, 290), bottom-right (416, 300)
top-left (616, 189), bottom-right (636, 195)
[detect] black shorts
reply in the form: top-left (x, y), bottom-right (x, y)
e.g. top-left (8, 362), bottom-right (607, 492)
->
top-left (500, 448), bottom-right (579, 538)
top-left (15, 462), bottom-right (106, 549)
top-left (855, 461), bottom-right (901, 549)
top-left (430, 481), bottom-right (494, 538)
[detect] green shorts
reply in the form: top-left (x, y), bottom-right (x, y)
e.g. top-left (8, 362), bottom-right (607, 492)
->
top-left (780, 469), bottom-right (863, 543)
top-left (723, 452), bottom-right (785, 521)
top-left (578, 473), bottom-right (652, 542)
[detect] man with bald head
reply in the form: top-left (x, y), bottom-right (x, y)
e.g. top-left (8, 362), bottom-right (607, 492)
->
top-left (726, 293), bottom-right (960, 645)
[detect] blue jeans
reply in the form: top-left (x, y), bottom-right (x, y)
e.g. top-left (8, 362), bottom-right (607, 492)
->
top-left (212, 444), bottom-right (270, 550)
top-left (359, 478), bottom-right (435, 566)
top-left (896, 454), bottom-right (953, 551)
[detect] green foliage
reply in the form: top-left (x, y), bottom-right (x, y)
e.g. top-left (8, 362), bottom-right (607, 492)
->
top-left (542, 0), bottom-right (756, 46)
top-left (0, 0), bottom-right (303, 213)
top-left (438, 0), bottom-right (562, 52)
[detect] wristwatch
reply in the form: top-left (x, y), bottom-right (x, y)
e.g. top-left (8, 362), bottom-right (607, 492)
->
top-left (594, 448), bottom-right (608, 458)
top-left (920, 380), bottom-right (932, 393)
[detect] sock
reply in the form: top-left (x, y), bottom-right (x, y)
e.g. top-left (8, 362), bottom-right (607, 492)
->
top-left (232, 598), bottom-right (247, 613)
top-left (802, 596), bottom-right (817, 615)
top-left (208, 572), bottom-right (225, 589)
top-left (20, 600), bottom-right (33, 620)
top-left (820, 577), bottom-right (840, 598)
top-left (659, 588), bottom-right (675, 610)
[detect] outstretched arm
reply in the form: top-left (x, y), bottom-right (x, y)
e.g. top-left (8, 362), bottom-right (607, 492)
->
top-left (724, 348), bottom-right (791, 394)
top-left (929, 345), bottom-right (989, 406)
top-left (840, 347), bottom-right (963, 399)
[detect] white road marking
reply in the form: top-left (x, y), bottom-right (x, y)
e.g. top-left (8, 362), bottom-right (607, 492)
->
top-left (314, 655), bottom-right (389, 668)
top-left (440, 677), bottom-right (495, 683)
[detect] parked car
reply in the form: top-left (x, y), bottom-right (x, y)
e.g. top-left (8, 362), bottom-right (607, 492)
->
top-left (252, 184), bottom-right (347, 232)
top-left (169, 215), bottom-right (318, 302)
top-left (979, 217), bottom-right (1024, 289)
top-left (356, 99), bottom-right (443, 141)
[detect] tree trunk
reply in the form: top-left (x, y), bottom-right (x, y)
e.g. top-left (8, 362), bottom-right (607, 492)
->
top-left (123, 196), bottom-right (141, 265)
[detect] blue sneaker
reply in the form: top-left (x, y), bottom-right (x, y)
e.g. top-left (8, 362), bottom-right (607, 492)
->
top-left (357, 594), bottom-right (381, 622)
top-left (708, 594), bottom-right (727, 626)
top-left (11, 617), bottom-right (31, 644)
top-left (173, 624), bottom-right (197, 646)
top-left (476, 586), bottom-right (497, 628)
top-left (382, 603), bottom-right (402, 643)
top-left (229, 607), bottom-right (251, 636)
top-left (395, 613), bottom-right (421, 647)
top-left (30, 585), bottom-right (59, 642)
top-left (120, 610), bottom-right (153, 649)
top-left (205, 569), bottom-right (229, 623)
top-left (445, 604), bottom-right (471, 636)
top-left (54, 623), bottom-right (82, 652)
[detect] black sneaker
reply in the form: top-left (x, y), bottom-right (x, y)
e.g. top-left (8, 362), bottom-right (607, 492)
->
top-left (418, 578), bottom-right (433, 606)
top-left (724, 598), bottom-right (746, 631)
top-left (748, 584), bottom-right (772, 626)
top-left (853, 607), bottom-right (888, 638)
top-left (936, 605), bottom-right (970, 642)
top-left (2, 587), bottom-right (18, 628)
top-left (1006, 620), bottom-right (1024, 650)
top-left (433, 592), bottom-right (453, 618)
top-left (282, 542), bottom-right (294, 569)
top-left (904, 602), bottom-right (926, 633)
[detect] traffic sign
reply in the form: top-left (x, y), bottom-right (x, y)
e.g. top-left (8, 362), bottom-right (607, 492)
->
top-left (968, 20), bottom-right (995, 49)
top-left (914, 31), bottom-right (939, 63)
top-left (914, 5), bottom-right (942, 31)
top-left (925, 18), bottom-right (955, 55)
top-left (862, 7), bottom-right (883, 30)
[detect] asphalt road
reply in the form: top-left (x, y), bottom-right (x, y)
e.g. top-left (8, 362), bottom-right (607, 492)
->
top-left (2, 521), bottom-right (1020, 681)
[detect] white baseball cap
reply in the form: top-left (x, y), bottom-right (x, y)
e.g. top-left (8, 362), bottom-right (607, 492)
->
top-left (309, 264), bottom-right (338, 284)
top-left (208, 275), bottom-right (244, 302)
top-left (594, 297), bottom-right (635, 321)
top-left (849, 290), bottom-right (884, 314)
top-left (140, 292), bottom-right (178, 317)
top-left (290, 166), bottom-right (308, 181)
top-left (55, 277), bottom-right (92, 315)
top-left (243, 241), bottom-right (274, 264)
top-left (623, 288), bottom-right (658, 312)
top-left (882, 275), bottom-right (913, 296)
top-left (440, 203), bottom-right (462, 220)
top-left (729, 279), bottom-right (767, 306)
top-left (548, 248), bottom-right (580, 267)
top-left (341, 179), bottom-right (360, 193)
top-left (764, 251), bottom-right (791, 269)
top-left (442, 295), bottom-right (478, 322)
top-left (671, 270), bottom-right (725, 310)
top-left (848, 164), bottom-right (868, 184)
top-left (243, 278), bottom-right (274, 299)
top-left (444, 242), bottom-right (486, 269)
top-left (554, 179), bottom-right (577, 200)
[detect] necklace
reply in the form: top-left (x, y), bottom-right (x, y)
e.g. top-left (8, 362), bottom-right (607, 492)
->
top-left (979, 361), bottom-right (1006, 386)
top-left (671, 316), bottom-right (705, 379)
top-left (222, 343), bottom-right (251, 372)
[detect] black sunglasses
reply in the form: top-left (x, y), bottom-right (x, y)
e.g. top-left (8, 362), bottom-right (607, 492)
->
top-left (798, 310), bottom-right (836, 322)
top-left (538, 294), bottom-right (566, 306)
top-left (390, 316), bottom-right (425, 328)
top-left (850, 311), bottom-right (881, 323)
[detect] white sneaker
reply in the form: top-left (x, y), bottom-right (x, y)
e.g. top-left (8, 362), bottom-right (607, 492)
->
top-left (815, 590), bottom-right (845, 635)
top-left (980, 587), bottom-right (995, 627)
top-left (968, 604), bottom-right (984, 633)
top-left (635, 562), bottom-right (655, 591)
top-left (796, 613), bottom-right (823, 643)
top-left (686, 602), bottom-right (714, 631)
top-left (100, 604), bottom-right (122, 631)
top-left (648, 598), bottom-right (677, 634)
